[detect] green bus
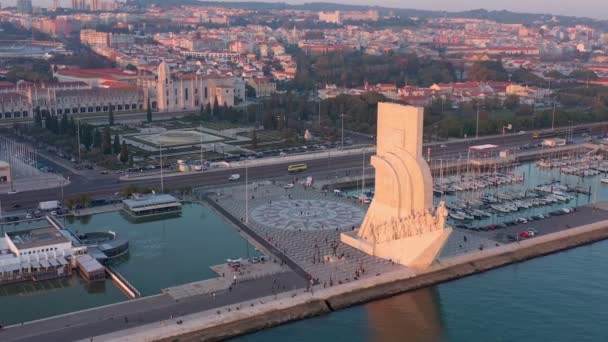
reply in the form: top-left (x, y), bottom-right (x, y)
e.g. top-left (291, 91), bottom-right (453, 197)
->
top-left (288, 164), bottom-right (308, 173)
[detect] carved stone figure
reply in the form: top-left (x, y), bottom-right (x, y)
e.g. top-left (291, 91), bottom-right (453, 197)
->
top-left (435, 200), bottom-right (449, 231)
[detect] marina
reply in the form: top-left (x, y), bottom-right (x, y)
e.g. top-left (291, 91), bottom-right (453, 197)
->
top-left (3, 143), bottom-right (608, 337)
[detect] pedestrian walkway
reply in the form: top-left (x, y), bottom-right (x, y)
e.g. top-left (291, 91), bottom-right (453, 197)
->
top-left (210, 182), bottom-right (402, 286)
top-left (163, 261), bottom-right (288, 300)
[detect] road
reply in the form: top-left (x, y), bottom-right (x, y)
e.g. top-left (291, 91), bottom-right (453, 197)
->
top-left (0, 271), bottom-right (307, 342)
top-left (0, 127), bottom-right (595, 211)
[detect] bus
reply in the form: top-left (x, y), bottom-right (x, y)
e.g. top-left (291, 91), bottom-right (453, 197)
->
top-left (288, 164), bottom-right (308, 173)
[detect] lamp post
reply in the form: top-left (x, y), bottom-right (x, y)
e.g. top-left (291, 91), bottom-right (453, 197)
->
top-left (551, 102), bottom-right (556, 131)
top-left (475, 102), bottom-right (480, 139)
top-left (159, 133), bottom-right (165, 193)
top-left (77, 118), bottom-right (81, 163)
top-left (361, 147), bottom-right (366, 194)
top-left (340, 113), bottom-right (345, 150)
top-left (245, 162), bottom-right (249, 224)
top-left (200, 124), bottom-right (204, 167)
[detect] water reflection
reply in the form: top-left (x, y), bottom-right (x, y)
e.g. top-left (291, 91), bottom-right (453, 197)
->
top-left (366, 287), bottom-right (444, 342)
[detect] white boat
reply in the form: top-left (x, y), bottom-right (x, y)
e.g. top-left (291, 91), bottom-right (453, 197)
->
top-left (602, 179), bottom-right (608, 184)
top-left (449, 212), bottom-right (467, 221)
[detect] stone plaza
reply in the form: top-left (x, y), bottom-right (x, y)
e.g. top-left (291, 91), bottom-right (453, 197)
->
top-left (209, 178), bottom-right (499, 285)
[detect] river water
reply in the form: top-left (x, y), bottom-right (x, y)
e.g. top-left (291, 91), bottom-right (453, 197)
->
top-left (234, 240), bottom-right (608, 342)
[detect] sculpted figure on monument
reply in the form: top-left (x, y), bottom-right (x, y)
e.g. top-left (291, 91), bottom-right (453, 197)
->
top-left (435, 200), bottom-right (449, 231)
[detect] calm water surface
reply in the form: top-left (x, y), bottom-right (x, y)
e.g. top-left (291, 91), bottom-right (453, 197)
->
top-left (0, 203), bottom-right (257, 325)
top-left (234, 240), bottom-right (608, 342)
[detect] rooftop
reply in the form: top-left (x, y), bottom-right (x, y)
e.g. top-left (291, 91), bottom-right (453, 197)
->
top-left (123, 194), bottom-right (180, 209)
top-left (6, 226), bottom-right (70, 250)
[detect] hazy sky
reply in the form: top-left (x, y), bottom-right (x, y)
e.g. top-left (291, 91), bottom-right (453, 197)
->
top-left (4, 0), bottom-right (607, 19)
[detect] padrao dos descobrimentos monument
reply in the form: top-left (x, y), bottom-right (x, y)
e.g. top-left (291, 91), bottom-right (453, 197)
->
top-left (341, 103), bottom-right (451, 268)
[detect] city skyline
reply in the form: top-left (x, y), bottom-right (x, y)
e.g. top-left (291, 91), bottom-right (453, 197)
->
top-left (1, 0), bottom-right (606, 19)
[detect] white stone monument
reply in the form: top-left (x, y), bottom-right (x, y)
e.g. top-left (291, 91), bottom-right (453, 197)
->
top-left (341, 103), bottom-right (451, 268)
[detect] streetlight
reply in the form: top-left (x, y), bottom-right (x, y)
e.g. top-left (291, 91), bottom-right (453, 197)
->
top-left (340, 113), bottom-right (345, 150)
top-left (551, 102), bottom-right (556, 131)
top-left (200, 124), bottom-right (204, 167)
top-left (361, 147), bottom-right (366, 194)
top-left (77, 118), bottom-right (81, 163)
top-left (475, 101), bottom-right (480, 139)
top-left (245, 162), bottom-right (249, 224)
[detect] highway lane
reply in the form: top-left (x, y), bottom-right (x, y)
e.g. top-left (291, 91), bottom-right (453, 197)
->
top-left (0, 129), bottom-right (588, 210)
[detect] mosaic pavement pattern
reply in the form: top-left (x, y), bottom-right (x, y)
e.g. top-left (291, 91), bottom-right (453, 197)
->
top-left (208, 180), bottom-right (501, 284)
top-left (250, 199), bottom-right (364, 231)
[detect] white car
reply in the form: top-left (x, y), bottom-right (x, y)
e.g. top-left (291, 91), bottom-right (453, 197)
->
top-left (284, 183), bottom-right (295, 189)
top-left (50, 210), bottom-right (57, 216)
top-left (25, 213), bottom-right (33, 219)
top-left (440, 144), bottom-right (447, 148)
top-left (7, 190), bottom-right (18, 195)
top-left (228, 174), bottom-right (241, 181)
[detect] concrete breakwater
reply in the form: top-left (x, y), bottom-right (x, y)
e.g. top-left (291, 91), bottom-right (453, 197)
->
top-left (104, 219), bottom-right (608, 342)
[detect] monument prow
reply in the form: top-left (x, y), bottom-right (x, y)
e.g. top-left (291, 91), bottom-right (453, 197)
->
top-left (341, 103), bottom-right (451, 268)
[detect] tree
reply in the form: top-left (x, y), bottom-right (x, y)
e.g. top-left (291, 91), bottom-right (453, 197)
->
top-left (146, 98), bottom-right (152, 123)
top-left (212, 96), bottom-right (219, 116)
top-left (119, 141), bottom-right (129, 164)
top-left (113, 134), bottom-right (121, 154)
top-left (102, 127), bottom-right (112, 154)
top-left (122, 184), bottom-right (138, 197)
top-left (77, 193), bottom-right (91, 208)
top-left (108, 106), bottom-right (114, 126)
top-left (251, 129), bottom-right (258, 148)
top-left (467, 61), bottom-right (508, 82)
top-left (570, 69), bottom-right (598, 83)
top-left (128, 154), bottom-right (134, 167)
top-left (504, 95), bottom-right (520, 110)
top-left (34, 107), bottom-right (42, 127)
top-left (92, 129), bottom-right (102, 149)
top-left (59, 114), bottom-right (69, 135)
top-left (204, 102), bottom-right (212, 120)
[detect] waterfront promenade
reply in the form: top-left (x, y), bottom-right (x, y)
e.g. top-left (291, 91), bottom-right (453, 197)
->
top-left (0, 271), bottom-right (306, 342)
top-left (3, 204), bottom-right (608, 341)
top-left (84, 206), bottom-right (608, 341)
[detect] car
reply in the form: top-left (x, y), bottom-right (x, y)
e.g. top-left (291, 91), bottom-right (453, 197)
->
top-left (50, 210), bottom-right (57, 216)
top-left (99, 170), bottom-right (108, 175)
top-left (228, 174), bottom-right (241, 181)
top-left (284, 183), bottom-right (295, 189)
top-left (7, 190), bottom-right (18, 195)
top-left (440, 144), bottom-right (447, 148)
top-left (528, 228), bottom-right (539, 234)
top-left (519, 231), bottom-right (530, 238)
top-left (526, 230), bottom-right (536, 237)
top-left (25, 213), bottom-right (33, 219)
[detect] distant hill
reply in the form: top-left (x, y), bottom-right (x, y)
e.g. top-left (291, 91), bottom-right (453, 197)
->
top-left (139, 1), bottom-right (607, 29)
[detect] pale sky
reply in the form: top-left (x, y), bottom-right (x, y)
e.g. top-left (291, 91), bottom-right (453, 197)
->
top-left (4, 0), bottom-right (607, 20)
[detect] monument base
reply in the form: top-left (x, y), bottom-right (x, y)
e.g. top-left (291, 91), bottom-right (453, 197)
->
top-left (341, 227), bottom-right (452, 268)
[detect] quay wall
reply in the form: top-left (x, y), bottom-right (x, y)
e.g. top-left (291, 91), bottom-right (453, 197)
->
top-left (326, 218), bottom-right (608, 311)
top-left (157, 299), bottom-right (331, 342)
top-left (117, 219), bottom-right (608, 342)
